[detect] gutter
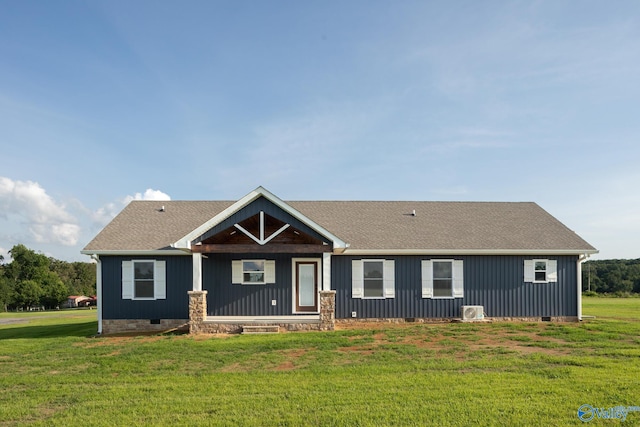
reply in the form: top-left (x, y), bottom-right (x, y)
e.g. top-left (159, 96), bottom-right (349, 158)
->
top-left (91, 254), bottom-right (103, 334)
top-left (577, 253), bottom-right (590, 321)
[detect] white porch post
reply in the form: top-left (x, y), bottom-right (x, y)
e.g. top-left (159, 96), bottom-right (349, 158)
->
top-left (322, 253), bottom-right (331, 291)
top-left (192, 252), bottom-right (202, 291)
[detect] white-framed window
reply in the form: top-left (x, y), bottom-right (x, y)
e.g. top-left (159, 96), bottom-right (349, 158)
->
top-left (351, 259), bottom-right (395, 299)
top-left (422, 259), bottom-right (464, 299)
top-left (524, 259), bottom-right (557, 283)
top-left (232, 260), bottom-right (276, 285)
top-left (122, 260), bottom-right (166, 300)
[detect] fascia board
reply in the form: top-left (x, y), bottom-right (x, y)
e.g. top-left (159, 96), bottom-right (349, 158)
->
top-left (80, 250), bottom-right (190, 256)
top-left (341, 249), bottom-right (599, 256)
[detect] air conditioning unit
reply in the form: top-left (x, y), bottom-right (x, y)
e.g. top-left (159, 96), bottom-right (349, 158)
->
top-left (462, 305), bottom-right (484, 321)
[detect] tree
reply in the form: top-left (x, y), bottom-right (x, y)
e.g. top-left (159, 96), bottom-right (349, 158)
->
top-left (4, 244), bottom-right (50, 284)
top-left (40, 272), bottom-right (68, 309)
top-left (15, 280), bottom-right (42, 309)
top-left (0, 275), bottom-right (13, 312)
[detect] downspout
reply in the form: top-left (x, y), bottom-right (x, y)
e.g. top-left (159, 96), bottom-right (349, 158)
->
top-left (91, 254), bottom-right (103, 334)
top-left (577, 254), bottom-right (589, 321)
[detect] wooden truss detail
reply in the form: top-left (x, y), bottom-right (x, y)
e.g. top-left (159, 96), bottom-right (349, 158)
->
top-left (234, 211), bottom-right (290, 245)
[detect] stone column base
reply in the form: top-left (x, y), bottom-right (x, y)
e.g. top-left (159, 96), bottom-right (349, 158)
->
top-left (188, 290), bottom-right (208, 334)
top-left (319, 290), bottom-right (336, 331)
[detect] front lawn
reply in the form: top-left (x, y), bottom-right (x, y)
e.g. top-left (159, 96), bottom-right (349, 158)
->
top-left (0, 298), bottom-right (638, 426)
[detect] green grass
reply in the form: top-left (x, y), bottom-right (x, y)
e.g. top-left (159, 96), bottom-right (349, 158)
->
top-left (1, 299), bottom-right (639, 426)
top-left (582, 296), bottom-right (640, 320)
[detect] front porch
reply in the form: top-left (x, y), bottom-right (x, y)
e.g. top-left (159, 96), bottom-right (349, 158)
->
top-left (188, 290), bottom-right (336, 334)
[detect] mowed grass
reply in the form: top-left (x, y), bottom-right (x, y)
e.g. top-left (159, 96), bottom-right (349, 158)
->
top-left (1, 298), bottom-right (639, 426)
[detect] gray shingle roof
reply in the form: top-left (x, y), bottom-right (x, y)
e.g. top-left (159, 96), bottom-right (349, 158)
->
top-left (83, 199), bottom-right (596, 254)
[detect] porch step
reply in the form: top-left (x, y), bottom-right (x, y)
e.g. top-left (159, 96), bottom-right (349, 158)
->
top-left (241, 325), bottom-right (280, 334)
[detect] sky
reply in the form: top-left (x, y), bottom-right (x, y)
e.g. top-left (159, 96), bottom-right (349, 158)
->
top-left (1, 0), bottom-right (639, 262)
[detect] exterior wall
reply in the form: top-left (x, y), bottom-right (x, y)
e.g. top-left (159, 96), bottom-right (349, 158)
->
top-left (332, 255), bottom-right (578, 319)
top-left (203, 253), bottom-right (322, 316)
top-left (101, 255), bottom-right (192, 320)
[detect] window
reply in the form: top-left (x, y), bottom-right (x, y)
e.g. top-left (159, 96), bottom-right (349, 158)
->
top-left (232, 260), bottom-right (276, 285)
top-left (422, 259), bottom-right (464, 299)
top-left (134, 261), bottom-right (155, 298)
top-left (524, 259), bottom-right (558, 283)
top-left (122, 260), bottom-right (166, 300)
top-left (433, 261), bottom-right (453, 298)
top-left (243, 260), bottom-right (265, 284)
top-left (351, 259), bottom-right (395, 299)
top-left (363, 260), bottom-right (384, 298)
top-left (534, 260), bottom-right (547, 282)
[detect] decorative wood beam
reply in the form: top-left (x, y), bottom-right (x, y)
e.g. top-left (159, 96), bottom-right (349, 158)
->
top-left (192, 244), bottom-right (332, 254)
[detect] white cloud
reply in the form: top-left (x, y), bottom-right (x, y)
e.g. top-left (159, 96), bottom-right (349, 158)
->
top-left (0, 177), bottom-right (80, 246)
top-left (123, 188), bottom-right (172, 204)
top-left (92, 188), bottom-right (172, 226)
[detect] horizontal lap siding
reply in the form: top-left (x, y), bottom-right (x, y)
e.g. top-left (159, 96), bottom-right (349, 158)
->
top-left (204, 253), bottom-right (320, 316)
top-left (101, 256), bottom-right (192, 320)
top-left (333, 255), bottom-right (578, 319)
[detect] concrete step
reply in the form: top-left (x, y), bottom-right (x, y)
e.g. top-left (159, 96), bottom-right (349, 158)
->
top-left (241, 325), bottom-right (280, 334)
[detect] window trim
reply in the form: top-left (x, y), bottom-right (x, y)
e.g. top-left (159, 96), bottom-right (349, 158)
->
top-left (242, 260), bottom-right (266, 285)
top-left (133, 260), bottom-right (156, 299)
top-left (362, 259), bottom-right (385, 299)
top-left (431, 259), bottom-right (454, 299)
top-left (533, 259), bottom-right (548, 283)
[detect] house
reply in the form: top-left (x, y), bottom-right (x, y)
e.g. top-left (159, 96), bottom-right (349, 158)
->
top-left (81, 187), bottom-right (597, 334)
top-left (66, 295), bottom-right (90, 308)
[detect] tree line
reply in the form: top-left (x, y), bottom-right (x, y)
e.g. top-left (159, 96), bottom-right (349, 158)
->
top-left (0, 244), bottom-right (96, 311)
top-left (582, 259), bottom-right (640, 295)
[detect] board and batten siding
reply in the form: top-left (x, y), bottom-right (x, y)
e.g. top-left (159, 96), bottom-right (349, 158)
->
top-left (203, 253), bottom-right (322, 316)
top-left (332, 255), bottom-right (578, 319)
top-left (100, 255), bottom-right (192, 320)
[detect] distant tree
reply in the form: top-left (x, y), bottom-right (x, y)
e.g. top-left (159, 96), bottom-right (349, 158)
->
top-left (583, 259), bottom-right (640, 295)
top-left (0, 275), bottom-right (13, 312)
top-left (4, 244), bottom-right (49, 284)
top-left (72, 262), bottom-right (96, 296)
top-left (15, 280), bottom-right (42, 309)
top-left (40, 272), bottom-right (68, 309)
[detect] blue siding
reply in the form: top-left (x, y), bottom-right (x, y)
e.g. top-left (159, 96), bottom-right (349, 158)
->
top-left (203, 253), bottom-right (322, 316)
top-left (101, 255), bottom-right (192, 320)
top-left (101, 253), bottom-right (579, 320)
top-left (332, 255), bottom-right (578, 319)
top-left (194, 197), bottom-right (330, 244)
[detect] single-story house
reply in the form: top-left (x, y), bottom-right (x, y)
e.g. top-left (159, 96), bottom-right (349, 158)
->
top-left (81, 187), bottom-right (597, 334)
top-left (66, 295), bottom-right (91, 308)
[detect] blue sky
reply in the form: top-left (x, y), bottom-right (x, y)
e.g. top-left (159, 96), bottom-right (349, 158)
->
top-left (1, 1), bottom-right (639, 261)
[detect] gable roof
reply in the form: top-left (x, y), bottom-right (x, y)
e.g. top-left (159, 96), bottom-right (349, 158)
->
top-left (82, 189), bottom-right (597, 256)
top-left (172, 186), bottom-right (347, 251)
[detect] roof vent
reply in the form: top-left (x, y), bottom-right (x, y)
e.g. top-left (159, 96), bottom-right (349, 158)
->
top-left (411, 209), bottom-right (416, 217)
top-left (159, 205), bottom-right (165, 212)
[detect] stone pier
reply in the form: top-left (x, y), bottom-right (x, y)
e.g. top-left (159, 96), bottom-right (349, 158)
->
top-left (188, 290), bottom-right (207, 334)
top-left (319, 290), bottom-right (336, 331)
